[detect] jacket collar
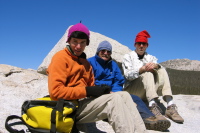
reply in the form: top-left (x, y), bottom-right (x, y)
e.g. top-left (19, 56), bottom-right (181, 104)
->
top-left (66, 45), bottom-right (87, 59)
top-left (95, 54), bottom-right (112, 66)
top-left (134, 50), bottom-right (148, 60)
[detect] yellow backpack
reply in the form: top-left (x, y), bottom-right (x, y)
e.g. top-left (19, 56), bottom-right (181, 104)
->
top-left (5, 96), bottom-right (78, 133)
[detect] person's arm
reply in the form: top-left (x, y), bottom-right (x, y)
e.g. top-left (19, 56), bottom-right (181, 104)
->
top-left (139, 63), bottom-right (161, 74)
top-left (122, 53), bottom-right (141, 80)
top-left (111, 62), bottom-right (125, 92)
top-left (139, 65), bottom-right (146, 74)
top-left (140, 55), bottom-right (160, 73)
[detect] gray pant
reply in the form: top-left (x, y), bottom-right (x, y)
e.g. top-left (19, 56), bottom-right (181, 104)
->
top-left (76, 91), bottom-right (147, 133)
top-left (124, 68), bottom-right (172, 102)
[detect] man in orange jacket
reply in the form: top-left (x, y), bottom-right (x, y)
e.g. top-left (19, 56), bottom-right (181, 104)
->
top-left (47, 22), bottom-right (148, 133)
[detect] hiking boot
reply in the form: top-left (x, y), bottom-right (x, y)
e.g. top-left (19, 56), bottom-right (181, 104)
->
top-left (144, 116), bottom-right (171, 131)
top-left (165, 104), bottom-right (184, 123)
top-left (149, 103), bottom-right (163, 116)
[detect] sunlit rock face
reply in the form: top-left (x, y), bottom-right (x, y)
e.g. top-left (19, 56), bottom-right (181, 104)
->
top-left (37, 26), bottom-right (131, 74)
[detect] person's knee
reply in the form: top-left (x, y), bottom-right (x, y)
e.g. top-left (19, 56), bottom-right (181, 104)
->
top-left (159, 67), bottom-right (166, 72)
top-left (111, 92), bottom-right (132, 103)
top-left (142, 72), bottom-right (154, 79)
top-left (114, 92), bottom-right (137, 107)
top-left (115, 91), bottom-right (130, 97)
top-left (158, 68), bottom-right (168, 75)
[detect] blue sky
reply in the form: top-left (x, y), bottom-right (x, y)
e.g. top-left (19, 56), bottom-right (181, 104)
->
top-left (1, 0), bottom-right (200, 70)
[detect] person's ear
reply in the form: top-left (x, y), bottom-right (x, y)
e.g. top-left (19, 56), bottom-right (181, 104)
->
top-left (67, 37), bottom-right (71, 44)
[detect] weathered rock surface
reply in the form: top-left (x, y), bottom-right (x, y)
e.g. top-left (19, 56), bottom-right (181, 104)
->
top-left (160, 59), bottom-right (200, 71)
top-left (37, 26), bottom-right (132, 74)
top-left (1, 64), bottom-right (200, 133)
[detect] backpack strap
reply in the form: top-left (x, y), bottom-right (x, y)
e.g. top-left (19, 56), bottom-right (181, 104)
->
top-left (5, 115), bottom-right (26, 133)
top-left (50, 99), bottom-right (65, 133)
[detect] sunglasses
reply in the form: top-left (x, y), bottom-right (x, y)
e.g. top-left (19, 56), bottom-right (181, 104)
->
top-left (136, 42), bottom-right (148, 46)
top-left (100, 50), bottom-right (111, 54)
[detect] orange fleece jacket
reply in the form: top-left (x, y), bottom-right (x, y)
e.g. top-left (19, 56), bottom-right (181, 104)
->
top-left (47, 47), bottom-right (95, 100)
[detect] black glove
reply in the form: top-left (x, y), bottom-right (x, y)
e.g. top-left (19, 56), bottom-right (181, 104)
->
top-left (85, 85), bottom-right (111, 97)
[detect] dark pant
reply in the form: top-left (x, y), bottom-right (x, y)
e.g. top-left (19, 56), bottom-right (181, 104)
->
top-left (130, 94), bottom-right (154, 119)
